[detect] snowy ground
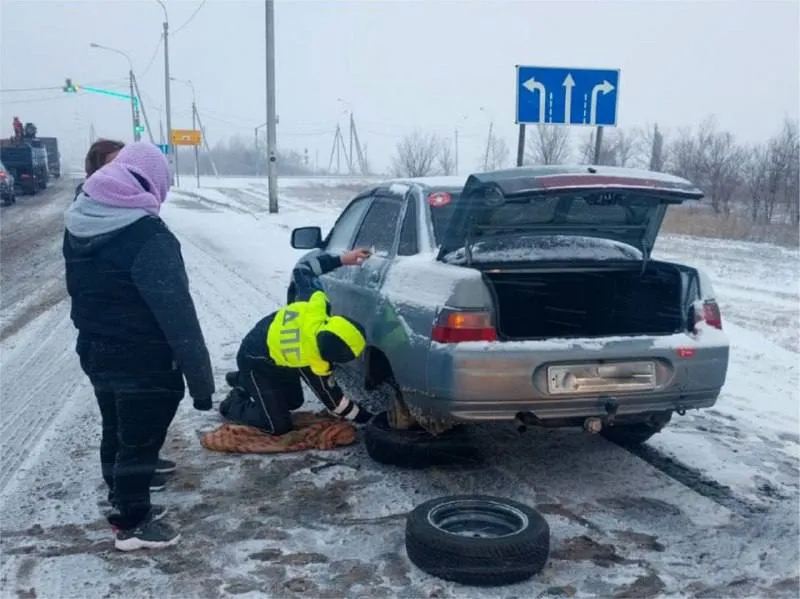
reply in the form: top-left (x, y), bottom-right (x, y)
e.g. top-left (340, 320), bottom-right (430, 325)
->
top-left (0, 177), bottom-right (798, 599)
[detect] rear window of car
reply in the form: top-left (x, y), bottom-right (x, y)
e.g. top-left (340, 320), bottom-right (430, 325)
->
top-left (470, 190), bottom-right (660, 229)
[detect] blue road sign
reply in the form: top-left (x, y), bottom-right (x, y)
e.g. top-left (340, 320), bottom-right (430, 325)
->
top-left (515, 65), bottom-right (620, 127)
top-left (156, 143), bottom-right (170, 155)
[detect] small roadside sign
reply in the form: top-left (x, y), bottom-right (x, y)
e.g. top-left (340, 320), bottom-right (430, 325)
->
top-left (171, 129), bottom-right (202, 146)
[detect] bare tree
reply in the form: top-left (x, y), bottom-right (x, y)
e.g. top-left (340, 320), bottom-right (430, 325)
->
top-left (695, 118), bottom-right (743, 214)
top-left (437, 138), bottom-right (455, 175)
top-left (769, 118), bottom-right (800, 226)
top-left (579, 129), bottom-right (617, 165)
top-left (391, 131), bottom-right (441, 177)
top-left (742, 144), bottom-right (770, 223)
top-left (484, 133), bottom-right (510, 171)
top-left (526, 125), bottom-right (571, 165)
top-left (669, 125), bottom-right (704, 187)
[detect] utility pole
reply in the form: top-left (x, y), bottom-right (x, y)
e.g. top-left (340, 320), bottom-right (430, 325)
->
top-left (192, 102), bottom-right (200, 187)
top-left (265, 0), bottom-right (279, 213)
top-left (128, 70), bottom-right (141, 141)
top-left (89, 43), bottom-right (143, 142)
top-left (454, 128), bottom-right (459, 175)
top-left (348, 112), bottom-right (355, 174)
top-left (156, 0), bottom-right (175, 184)
top-left (483, 121), bottom-right (494, 171)
top-left (194, 107), bottom-right (219, 176)
top-left (131, 72), bottom-right (155, 144)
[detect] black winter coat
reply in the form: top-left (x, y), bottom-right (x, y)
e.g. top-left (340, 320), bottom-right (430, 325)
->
top-left (63, 215), bottom-right (214, 400)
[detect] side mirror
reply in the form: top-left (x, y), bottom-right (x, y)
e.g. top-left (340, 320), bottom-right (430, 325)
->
top-left (290, 226), bottom-right (323, 249)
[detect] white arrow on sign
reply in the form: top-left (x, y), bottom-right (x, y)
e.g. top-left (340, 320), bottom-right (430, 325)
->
top-left (522, 77), bottom-right (547, 123)
top-left (562, 74), bottom-right (575, 124)
top-left (589, 80), bottom-right (615, 125)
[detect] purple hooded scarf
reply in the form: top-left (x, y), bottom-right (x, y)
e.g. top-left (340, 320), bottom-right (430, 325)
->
top-left (83, 142), bottom-right (171, 215)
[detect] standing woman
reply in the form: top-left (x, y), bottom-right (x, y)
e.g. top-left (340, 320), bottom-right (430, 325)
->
top-left (64, 142), bottom-right (214, 551)
top-left (74, 139), bottom-right (125, 200)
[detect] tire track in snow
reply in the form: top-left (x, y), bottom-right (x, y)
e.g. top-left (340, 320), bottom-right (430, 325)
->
top-left (0, 301), bottom-right (84, 492)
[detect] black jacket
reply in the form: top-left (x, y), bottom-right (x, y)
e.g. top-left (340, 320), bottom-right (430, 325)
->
top-left (63, 215), bottom-right (214, 400)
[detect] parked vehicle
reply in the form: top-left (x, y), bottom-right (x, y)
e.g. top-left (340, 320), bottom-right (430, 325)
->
top-left (0, 160), bottom-right (16, 205)
top-left (289, 165), bottom-right (730, 461)
top-left (0, 142), bottom-right (48, 194)
top-left (38, 137), bottom-right (61, 178)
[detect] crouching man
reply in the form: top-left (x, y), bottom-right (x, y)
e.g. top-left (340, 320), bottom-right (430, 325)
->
top-left (220, 248), bottom-right (374, 434)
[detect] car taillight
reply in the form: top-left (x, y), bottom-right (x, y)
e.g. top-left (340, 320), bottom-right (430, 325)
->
top-left (694, 299), bottom-right (722, 330)
top-left (432, 309), bottom-right (497, 343)
top-left (0, 172), bottom-right (5, 180)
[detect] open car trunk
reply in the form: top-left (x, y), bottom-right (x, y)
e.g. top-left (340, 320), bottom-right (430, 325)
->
top-left (485, 262), bottom-right (687, 340)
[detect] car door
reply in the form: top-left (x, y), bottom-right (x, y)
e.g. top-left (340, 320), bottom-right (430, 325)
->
top-left (316, 194), bottom-right (374, 308)
top-left (337, 189), bottom-right (406, 340)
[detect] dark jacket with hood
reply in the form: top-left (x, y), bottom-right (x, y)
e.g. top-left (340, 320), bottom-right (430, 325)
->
top-left (63, 192), bottom-right (214, 400)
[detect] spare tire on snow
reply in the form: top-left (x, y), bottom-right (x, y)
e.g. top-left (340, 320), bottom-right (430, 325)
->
top-left (364, 412), bottom-right (480, 469)
top-left (405, 495), bottom-right (550, 586)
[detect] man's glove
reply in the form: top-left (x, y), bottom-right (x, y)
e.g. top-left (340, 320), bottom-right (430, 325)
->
top-left (193, 395), bottom-right (213, 411)
top-left (353, 408), bottom-right (374, 425)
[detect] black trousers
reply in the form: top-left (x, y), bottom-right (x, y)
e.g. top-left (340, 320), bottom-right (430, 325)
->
top-left (220, 349), bottom-right (314, 435)
top-left (78, 342), bottom-right (184, 530)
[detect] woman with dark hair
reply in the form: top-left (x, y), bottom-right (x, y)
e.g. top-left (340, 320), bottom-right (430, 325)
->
top-left (73, 139), bottom-right (125, 200)
top-left (64, 142), bottom-right (214, 550)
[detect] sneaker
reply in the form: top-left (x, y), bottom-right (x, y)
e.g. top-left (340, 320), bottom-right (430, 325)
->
top-left (150, 474), bottom-right (168, 492)
top-left (155, 458), bottom-right (176, 475)
top-left (114, 516), bottom-right (180, 551)
top-left (102, 503), bottom-right (167, 520)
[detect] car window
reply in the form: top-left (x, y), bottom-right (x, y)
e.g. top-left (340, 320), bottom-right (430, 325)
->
top-left (326, 196), bottom-right (371, 253)
top-left (352, 197), bottom-right (404, 256)
top-left (397, 197), bottom-right (418, 256)
top-left (428, 191), bottom-right (461, 244)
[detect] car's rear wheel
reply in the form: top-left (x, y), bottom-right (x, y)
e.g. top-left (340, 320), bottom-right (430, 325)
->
top-left (600, 412), bottom-right (672, 447)
top-left (405, 495), bottom-right (550, 586)
top-left (364, 411), bottom-right (480, 469)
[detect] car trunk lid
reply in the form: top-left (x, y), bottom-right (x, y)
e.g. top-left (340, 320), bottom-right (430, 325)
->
top-left (436, 167), bottom-right (704, 266)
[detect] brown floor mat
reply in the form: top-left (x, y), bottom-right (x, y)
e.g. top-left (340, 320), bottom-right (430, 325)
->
top-left (200, 411), bottom-right (357, 454)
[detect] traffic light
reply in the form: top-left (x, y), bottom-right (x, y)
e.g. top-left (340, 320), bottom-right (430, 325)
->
top-left (63, 78), bottom-right (78, 93)
top-left (134, 124), bottom-right (145, 134)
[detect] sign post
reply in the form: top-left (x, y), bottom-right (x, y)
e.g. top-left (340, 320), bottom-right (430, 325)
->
top-left (515, 65), bottom-right (620, 166)
top-left (170, 129), bottom-right (202, 188)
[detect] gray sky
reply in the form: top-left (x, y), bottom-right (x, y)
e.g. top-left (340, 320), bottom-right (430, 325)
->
top-left (1, 0), bottom-right (798, 173)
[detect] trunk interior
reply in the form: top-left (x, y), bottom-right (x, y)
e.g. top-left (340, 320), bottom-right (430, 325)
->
top-left (485, 262), bottom-right (686, 340)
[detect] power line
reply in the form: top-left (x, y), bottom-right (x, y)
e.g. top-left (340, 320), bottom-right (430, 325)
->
top-left (172, 0), bottom-right (209, 35)
top-left (139, 37), bottom-right (163, 79)
top-left (0, 79), bottom-right (127, 94)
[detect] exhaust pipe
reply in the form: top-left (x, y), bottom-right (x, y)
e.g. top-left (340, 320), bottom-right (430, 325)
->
top-left (513, 415), bottom-right (527, 433)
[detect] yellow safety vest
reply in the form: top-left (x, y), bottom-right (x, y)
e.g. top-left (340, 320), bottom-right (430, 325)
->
top-left (266, 291), bottom-right (331, 376)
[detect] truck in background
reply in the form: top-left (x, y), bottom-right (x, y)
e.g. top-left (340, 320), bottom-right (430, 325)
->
top-left (0, 120), bottom-right (52, 195)
top-left (0, 142), bottom-right (48, 195)
top-left (38, 137), bottom-right (61, 178)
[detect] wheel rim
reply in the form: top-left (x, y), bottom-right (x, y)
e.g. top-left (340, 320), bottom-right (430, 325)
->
top-left (427, 499), bottom-right (529, 539)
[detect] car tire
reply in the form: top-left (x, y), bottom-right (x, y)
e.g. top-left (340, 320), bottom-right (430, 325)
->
top-left (364, 411), bottom-right (479, 469)
top-left (405, 495), bottom-right (550, 586)
top-left (600, 413), bottom-right (671, 447)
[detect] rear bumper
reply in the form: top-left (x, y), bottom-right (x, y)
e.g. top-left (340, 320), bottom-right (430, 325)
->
top-left (407, 331), bottom-right (729, 423)
top-left (403, 387), bottom-right (721, 422)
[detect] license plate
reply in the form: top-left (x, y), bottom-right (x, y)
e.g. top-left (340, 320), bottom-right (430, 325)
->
top-left (547, 361), bottom-right (657, 395)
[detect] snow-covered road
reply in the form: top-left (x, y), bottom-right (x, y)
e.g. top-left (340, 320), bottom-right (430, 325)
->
top-left (1, 177), bottom-right (797, 598)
